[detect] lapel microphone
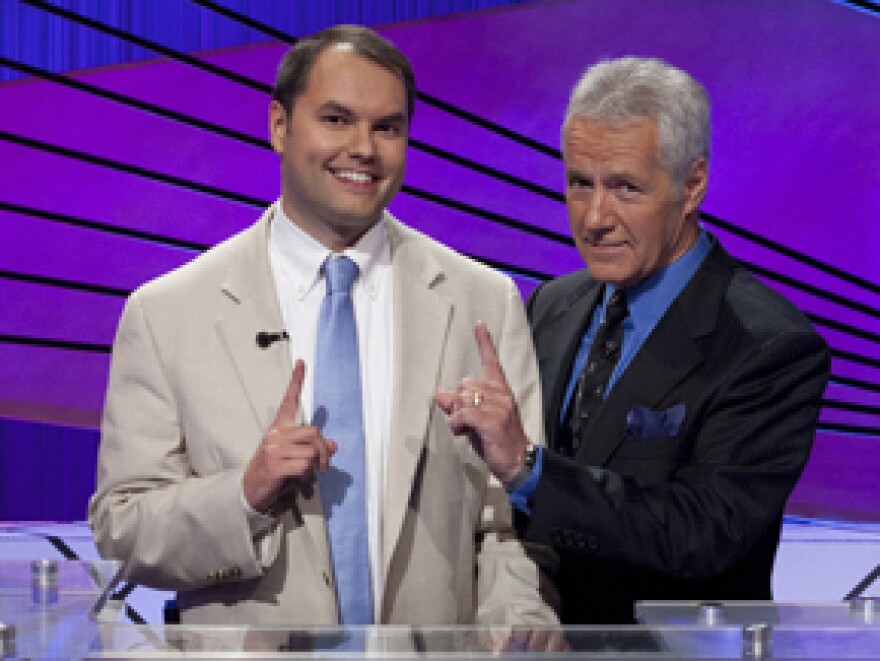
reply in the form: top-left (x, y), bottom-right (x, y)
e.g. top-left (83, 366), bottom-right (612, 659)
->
top-left (255, 330), bottom-right (289, 348)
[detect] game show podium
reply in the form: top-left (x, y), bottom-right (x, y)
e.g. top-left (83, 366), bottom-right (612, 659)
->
top-left (2, 560), bottom-right (880, 659)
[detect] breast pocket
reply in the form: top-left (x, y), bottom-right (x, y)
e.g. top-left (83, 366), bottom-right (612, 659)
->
top-left (610, 434), bottom-right (689, 486)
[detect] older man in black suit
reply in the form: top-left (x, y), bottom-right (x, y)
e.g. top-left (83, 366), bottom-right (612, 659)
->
top-left (440, 57), bottom-right (830, 625)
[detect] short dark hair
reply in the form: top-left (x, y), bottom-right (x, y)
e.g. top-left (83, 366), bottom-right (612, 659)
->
top-left (272, 24), bottom-right (416, 122)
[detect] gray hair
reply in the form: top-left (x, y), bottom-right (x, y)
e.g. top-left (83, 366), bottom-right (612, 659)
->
top-left (562, 57), bottom-right (710, 190)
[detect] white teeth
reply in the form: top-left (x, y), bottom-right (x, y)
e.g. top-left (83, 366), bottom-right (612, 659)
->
top-left (334, 170), bottom-right (373, 184)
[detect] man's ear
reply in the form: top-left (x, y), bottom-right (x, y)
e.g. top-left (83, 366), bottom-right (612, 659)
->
top-left (682, 157), bottom-right (708, 216)
top-left (268, 100), bottom-right (288, 154)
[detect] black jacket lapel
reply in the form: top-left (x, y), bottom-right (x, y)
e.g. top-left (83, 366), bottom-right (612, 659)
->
top-left (531, 273), bottom-right (604, 449)
top-left (577, 242), bottom-right (736, 466)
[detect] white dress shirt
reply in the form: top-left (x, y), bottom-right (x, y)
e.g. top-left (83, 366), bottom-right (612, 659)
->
top-left (246, 201), bottom-right (394, 618)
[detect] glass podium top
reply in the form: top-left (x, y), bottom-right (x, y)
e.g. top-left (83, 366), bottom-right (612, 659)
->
top-left (636, 599), bottom-right (880, 627)
top-left (2, 561), bottom-right (880, 659)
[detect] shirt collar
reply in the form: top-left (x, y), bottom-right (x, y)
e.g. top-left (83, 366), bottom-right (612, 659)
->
top-left (606, 228), bottom-right (712, 328)
top-left (270, 201), bottom-right (390, 300)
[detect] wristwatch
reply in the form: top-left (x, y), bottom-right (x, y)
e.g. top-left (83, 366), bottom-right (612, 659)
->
top-left (503, 443), bottom-right (537, 493)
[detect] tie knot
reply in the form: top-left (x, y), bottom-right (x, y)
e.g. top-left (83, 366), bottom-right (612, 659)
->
top-left (604, 290), bottom-right (628, 327)
top-left (323, 255), bottom-right (359, 295)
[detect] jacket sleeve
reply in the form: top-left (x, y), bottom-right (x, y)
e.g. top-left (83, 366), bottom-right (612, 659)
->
top-left (524, 322), bottom-right (829, 579)
top-left (88, 293), bottom-right (283, 590)
top-left (474, 279), bottom-right (560, 624)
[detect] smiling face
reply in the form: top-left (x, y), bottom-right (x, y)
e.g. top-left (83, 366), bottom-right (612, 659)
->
top-left (269, 45), bottom-right (408, 251)
top-left (563, 116), bottom-right (707, 289)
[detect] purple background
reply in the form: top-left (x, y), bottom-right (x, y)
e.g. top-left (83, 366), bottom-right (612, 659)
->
top-left (0, 0), bottom-right (878, 522)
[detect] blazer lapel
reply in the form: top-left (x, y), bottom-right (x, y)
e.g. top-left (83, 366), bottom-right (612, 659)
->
top-left (214, 207), bottom-right (329, 571)
top-left (578, 304), bottom-right (703, 466)
top-left (578, 242), bottom-right (733, 466)
top-left (536, 276), bottom-right (603, 448)
top-left (381, 218), bottom-right (450, 582)
top-left (215, 209), bottom-right (291, 434)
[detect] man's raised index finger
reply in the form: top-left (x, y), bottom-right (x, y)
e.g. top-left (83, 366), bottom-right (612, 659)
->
top-left (475, 321), bottom-right (507, 384)
top-left (275, 359), bottom-right (305, 426)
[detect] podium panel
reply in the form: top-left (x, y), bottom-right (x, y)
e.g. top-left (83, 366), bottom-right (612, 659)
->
top-left (2, 561), bottom-right (880, 659)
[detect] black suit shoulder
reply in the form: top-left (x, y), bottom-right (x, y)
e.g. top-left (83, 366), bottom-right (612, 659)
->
top-left (725, 263), bottom-right (823, 343)
top-left (693, 252), bottom-right (830, 386)
top-left (527, 268), bottom-right (594, 306)
top-left (527, 269), bottom-right (596, 325)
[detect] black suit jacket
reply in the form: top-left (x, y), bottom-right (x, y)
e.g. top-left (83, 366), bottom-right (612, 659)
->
top-left (523, 240), bottom-right (830, 624)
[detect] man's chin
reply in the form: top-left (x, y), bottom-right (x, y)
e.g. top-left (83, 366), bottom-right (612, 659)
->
top-left (585, 264), bottom-right (639, 289)
top-left (325, 210), bottom-right (384, 238)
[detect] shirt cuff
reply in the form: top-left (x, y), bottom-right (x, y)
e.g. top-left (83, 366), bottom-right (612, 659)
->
top-left (240, 485), bottom-right (277, 537)
top-left (508, 445), bottom-right (543, 515)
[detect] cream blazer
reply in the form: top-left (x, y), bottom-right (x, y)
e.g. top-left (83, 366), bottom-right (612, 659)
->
top-left (89, 207), bottom-right (558, 626)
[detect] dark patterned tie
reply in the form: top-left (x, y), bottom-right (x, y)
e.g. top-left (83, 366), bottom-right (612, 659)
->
top-left (563, 290), bottom-right (629, 457)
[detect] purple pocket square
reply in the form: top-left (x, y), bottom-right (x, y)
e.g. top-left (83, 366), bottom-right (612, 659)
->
top-left (625, 403), bottom-right (686, 438)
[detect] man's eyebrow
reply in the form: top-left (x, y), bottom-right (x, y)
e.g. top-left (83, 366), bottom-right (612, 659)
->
top-left (317, 101), bottom-right (406, 126)
top-left (317, 101), bottom-right (355, 116)
top-left (607, 169), bottom-right (642, 182)
top-left (375, 112), bottom-right (407, 125)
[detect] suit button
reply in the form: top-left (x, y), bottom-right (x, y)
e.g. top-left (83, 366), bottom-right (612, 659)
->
top-left (322, 571), bottom-right (332, 588)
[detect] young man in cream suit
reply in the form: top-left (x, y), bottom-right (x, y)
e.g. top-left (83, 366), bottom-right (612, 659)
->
top-left (89, 25), bottom-right (557, 628)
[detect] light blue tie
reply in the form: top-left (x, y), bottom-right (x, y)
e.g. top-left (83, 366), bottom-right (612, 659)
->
top-left (314, 255), bottom-right (373, 625)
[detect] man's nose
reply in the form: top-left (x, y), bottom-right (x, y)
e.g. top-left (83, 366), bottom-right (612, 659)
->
top-left (348, 124), bottom-right (377, 160)
top-left (579, 188), bottom-right (614, 232)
